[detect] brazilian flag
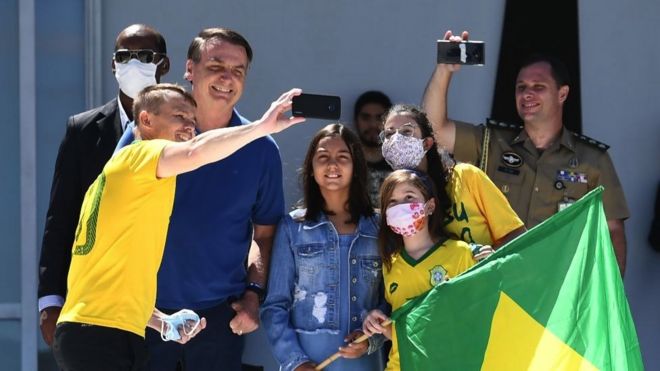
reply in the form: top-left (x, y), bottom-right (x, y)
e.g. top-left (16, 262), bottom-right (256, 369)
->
top-left (391, 187), bottom-right (643, 370)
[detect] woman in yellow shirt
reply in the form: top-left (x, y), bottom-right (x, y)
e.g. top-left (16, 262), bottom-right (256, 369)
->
top-left (379, 104), bottom-right (525, 248)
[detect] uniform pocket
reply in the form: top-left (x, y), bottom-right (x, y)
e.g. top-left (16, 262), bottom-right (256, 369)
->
top-left (562, 181), bottom-right (589, 201)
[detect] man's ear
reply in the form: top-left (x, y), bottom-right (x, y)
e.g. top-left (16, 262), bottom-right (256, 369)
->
top-left (156, 56), bottom-right (170, 82)
top-left (423, 136), bottom-right (435, 151)
top-left (111, 59), bottom-right (116, 74)
top-left (138, 111), bottom-right (151, 128)
top-left (183, 59), bottom-right (193, 82)
top-left (558, 85), bottom-right (569, 104)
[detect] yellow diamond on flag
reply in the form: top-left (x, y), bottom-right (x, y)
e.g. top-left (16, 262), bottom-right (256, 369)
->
top-left (482, 292), bottom-right (598, 371)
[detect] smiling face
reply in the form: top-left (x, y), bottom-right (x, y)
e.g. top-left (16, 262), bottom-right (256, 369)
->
top-left (312, 135), bottom-right (354, 194)
top-left (185, 39), bottom-right (248, 114)
top-left (138, 92), bottom-right (196, 142)
top-left (515, 61), bottom-right (569, 124)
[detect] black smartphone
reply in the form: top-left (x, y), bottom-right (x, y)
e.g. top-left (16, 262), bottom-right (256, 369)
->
top-left (292, 93), bottom-right (341, 120)
top-left (437, 40), bottom-right (485, 65)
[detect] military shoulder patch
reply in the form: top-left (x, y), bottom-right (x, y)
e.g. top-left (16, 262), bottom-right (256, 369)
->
top-left (571, 132), bottom-right (610, 151)
top-left (486, 118), bottom-right (523, 131)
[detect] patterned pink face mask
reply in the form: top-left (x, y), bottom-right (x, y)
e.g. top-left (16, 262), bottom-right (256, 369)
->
top-left (386, 202), bottom-right (428, 237)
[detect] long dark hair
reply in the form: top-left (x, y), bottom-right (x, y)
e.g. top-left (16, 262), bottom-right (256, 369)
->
top-left (300, 123), bottom-right (373, 223)
top-left (383, 104), bottom-right (453, 216)
top-left (378, 169), bottom-right (447, 269)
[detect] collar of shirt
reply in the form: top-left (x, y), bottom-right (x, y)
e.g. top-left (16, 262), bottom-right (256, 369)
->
top-left (558, 127), bottom-right (577, 152)
top-left (117, 96), bottom-right (131, 132)
top-left (511, 127), bottom-right (575, 154)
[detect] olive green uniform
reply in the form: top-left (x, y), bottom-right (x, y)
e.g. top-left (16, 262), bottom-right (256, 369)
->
top-left (453, 120), bottom-right (629, 227)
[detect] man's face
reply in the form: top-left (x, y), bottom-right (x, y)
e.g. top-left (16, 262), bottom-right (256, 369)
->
top-left (185, 39), bottom-right (249, 113)
top-left (146, 94), bottom-right (196, 142)
top-left (515, 62), bottom-right (568, 124)
top-left (113, 26), bottom-right (169, 82)
top-left (355, 103), bottom-right (388, 147)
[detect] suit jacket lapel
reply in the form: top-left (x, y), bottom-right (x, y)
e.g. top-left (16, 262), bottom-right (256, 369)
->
top-left (96, 98), bottom-right (122, 143)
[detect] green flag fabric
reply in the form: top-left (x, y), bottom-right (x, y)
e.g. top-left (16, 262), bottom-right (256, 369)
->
top-left (392, 187), bottom-right (643, 370)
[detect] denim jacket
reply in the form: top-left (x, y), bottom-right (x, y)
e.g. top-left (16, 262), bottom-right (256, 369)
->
top-left (261, 209), bottom-right (386, 371)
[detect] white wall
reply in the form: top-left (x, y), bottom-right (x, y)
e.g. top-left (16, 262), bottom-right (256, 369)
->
top-left (97, 1), bottom-right (659, 369)
top-left (580, 0), bottom-right (660, 368)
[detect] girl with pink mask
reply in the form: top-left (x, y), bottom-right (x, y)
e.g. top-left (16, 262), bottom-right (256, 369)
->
top-left (361, 169), bottom-right (485, 371)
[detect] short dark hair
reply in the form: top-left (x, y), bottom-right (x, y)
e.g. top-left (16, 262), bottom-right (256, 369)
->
top-left (519, 54), bottom-right (571, 88)
top-left (133, 83), bottom-right (196, 125)
top-left (378, 169), bottom-right (447, 270)
top-left (384, 103), bottom-right (453, 216)
top-left (114, 24), bottom-right (167, 54)
top-left (300, 123), bottom-right (373, 223)
top-left (353, 91), bottom-right (392, 121)
top-left (187, 27), bottom-right (253, 64)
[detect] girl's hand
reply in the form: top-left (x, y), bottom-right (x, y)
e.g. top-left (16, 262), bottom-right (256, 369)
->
top-left (473, 244), bottom-right (494, 261)
top-left (294, 361), bottom-right (317, 371)
top-left (338, 330), bottom-right (369, 359)
top-left (362, 309), bottom-right (391, 339)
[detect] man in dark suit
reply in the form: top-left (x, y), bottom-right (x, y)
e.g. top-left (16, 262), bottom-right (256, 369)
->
top-left (38, 24), bottom-right (170, 346)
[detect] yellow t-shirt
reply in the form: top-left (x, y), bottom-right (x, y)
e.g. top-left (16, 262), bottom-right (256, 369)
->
top-left (58, 139), bottom-right (175, 337)
top-left (384, 239), bottom-right (476, 371)
top-left (444, 163), bottom-right (524, 245)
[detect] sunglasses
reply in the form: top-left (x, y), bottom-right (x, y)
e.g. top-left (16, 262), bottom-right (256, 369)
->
top-left (113, 49), bottom-right (165, 64)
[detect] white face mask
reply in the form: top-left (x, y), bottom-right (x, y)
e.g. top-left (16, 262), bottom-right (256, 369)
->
top-left (114, 59), bottom-right (160, 99)
top-left (381, 132), bottom-right (428, 170)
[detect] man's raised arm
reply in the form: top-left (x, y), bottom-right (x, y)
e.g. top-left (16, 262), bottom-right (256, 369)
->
top-left (421, 30), bottom-right (469, 155)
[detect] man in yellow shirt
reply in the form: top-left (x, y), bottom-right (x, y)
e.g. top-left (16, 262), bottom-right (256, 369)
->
top-left (52, 83), bottom-right (305, 370)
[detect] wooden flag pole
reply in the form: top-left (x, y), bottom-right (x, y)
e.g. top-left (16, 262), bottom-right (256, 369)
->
top-left (314, 319), bottom-right (392, 370)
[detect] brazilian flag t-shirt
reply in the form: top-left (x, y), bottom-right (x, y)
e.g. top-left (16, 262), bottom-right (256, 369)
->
top-left (58, 139), bottom-right (175, 337)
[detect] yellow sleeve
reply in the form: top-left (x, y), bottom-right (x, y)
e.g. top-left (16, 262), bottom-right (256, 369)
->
top-left (122, 139), bottom-right (170, 182)
top-left (448, 240), bottom-right (477, 278)
top-left (463, 164), bottom-right (525, 242)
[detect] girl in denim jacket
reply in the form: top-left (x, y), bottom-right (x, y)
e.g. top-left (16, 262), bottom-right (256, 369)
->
top-left (261, 124), bottom-right (386, 371)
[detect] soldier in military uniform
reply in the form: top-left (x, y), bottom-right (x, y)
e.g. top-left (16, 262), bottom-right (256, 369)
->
top-left (421, 30), bottom-right (629, 275)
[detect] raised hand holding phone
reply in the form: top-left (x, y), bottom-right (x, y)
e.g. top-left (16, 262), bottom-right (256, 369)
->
top-left (292, 93), bottom-right (341, 120)
top-left (437, 30), bottom-right (484, 66)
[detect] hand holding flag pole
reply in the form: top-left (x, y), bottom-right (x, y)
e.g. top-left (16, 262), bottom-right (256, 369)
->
top-left (314, 318), bottom-right (392, 370)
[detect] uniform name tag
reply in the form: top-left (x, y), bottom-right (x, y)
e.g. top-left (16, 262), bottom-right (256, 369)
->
top-left (558, 201), bottom-right (575, 212)
top-left (497, 166), bottom-right (520, 176)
